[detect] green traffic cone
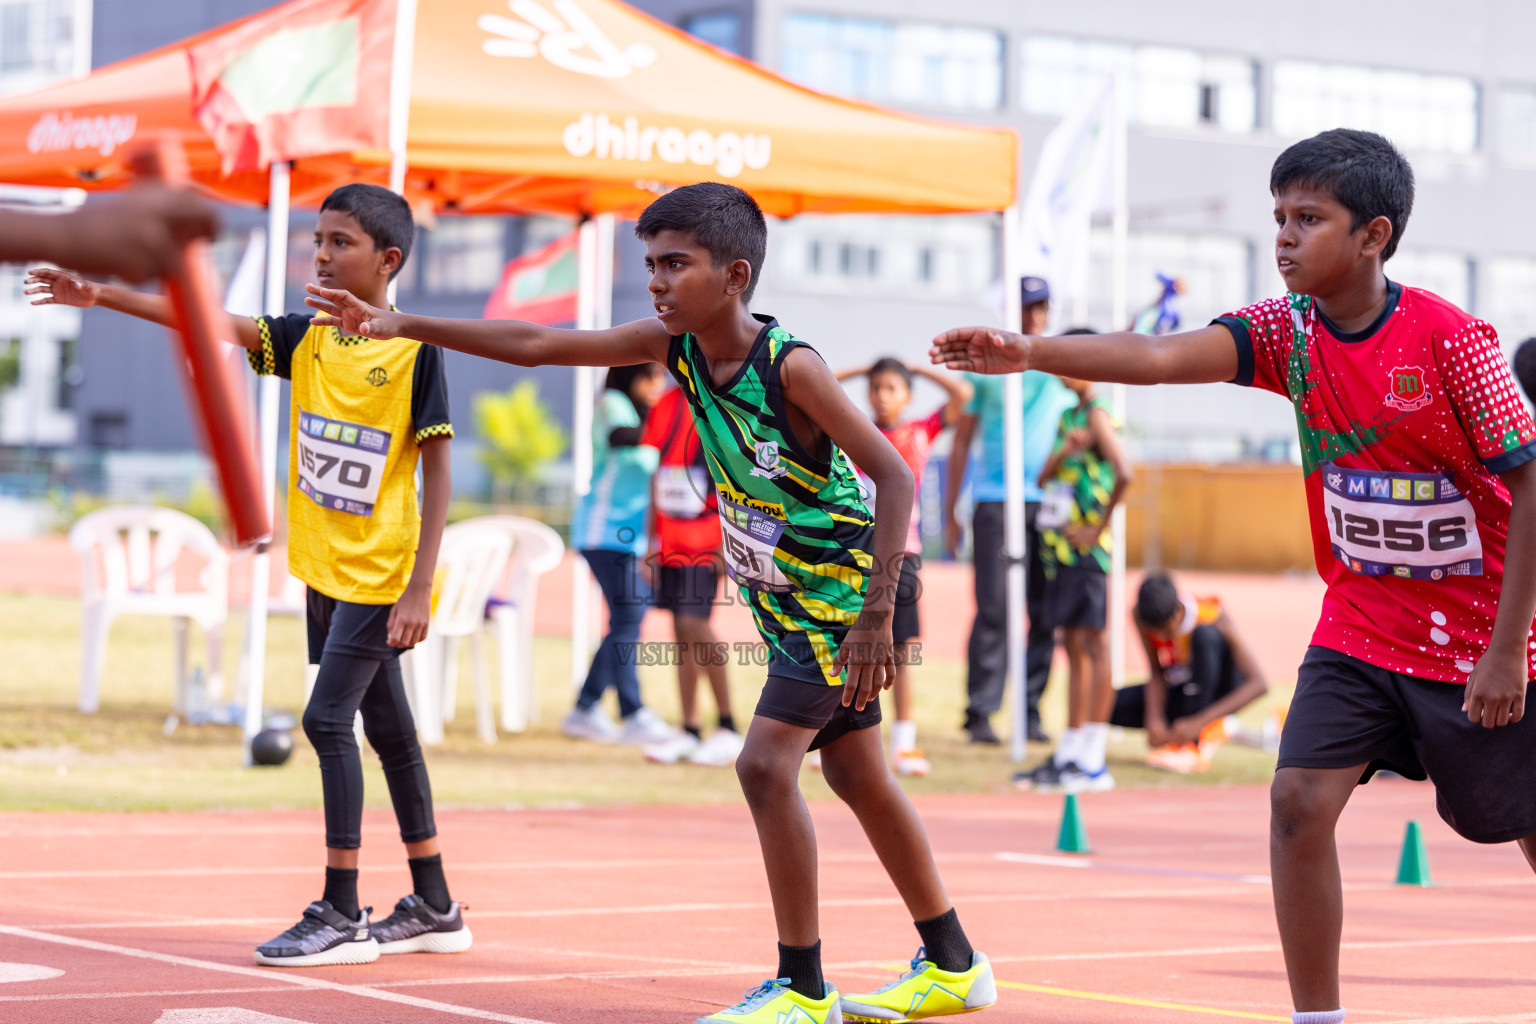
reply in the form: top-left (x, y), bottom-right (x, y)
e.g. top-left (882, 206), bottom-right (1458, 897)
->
top-left (1056, 793), bottom-right (1091, 854)
top-left (1395, 820), bottom-right (1431, 886)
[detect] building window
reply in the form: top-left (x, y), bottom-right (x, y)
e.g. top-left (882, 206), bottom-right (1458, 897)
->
top-left (1020, 36), bottom-right (1257, 133)
top-left (1484, 257), bottom-right (1536, 353)
top-left (0, 0), bottom-right (75, 81)
top-left (1388, 251), bottom-right (1473, 313)
top-left (780, 13), bottom-right (1002, 111)
top-left (421, 217), bottom-right (505, 295)
top-left (1496, 85), bottom-right (1536, 164)
top-left (55, 335), bottom-right (78, 409)
top-left (1272, 61), bottom-right (1479, 154)
top-left (682, 10), bottom-right (743, 56)
top-left (1085, 230), bottom-right (1252, 331)
top-left (774, 214), bottom-right (997, 297)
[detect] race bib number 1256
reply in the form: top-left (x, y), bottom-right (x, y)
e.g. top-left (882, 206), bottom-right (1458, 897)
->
top-left (296, 409), bottom-right (390, 517)
top-left (1320, 462), bottom-right (1482, 581)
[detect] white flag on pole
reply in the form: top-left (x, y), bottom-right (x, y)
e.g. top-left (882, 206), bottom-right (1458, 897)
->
top-left (1017, 71), bottom-right (1126, 329)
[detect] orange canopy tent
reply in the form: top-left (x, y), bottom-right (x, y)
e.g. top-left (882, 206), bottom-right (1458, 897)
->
top-left (0, 0), bottom-right (1017, 216)
top-left (0, 0), bottom-right (1023, 749)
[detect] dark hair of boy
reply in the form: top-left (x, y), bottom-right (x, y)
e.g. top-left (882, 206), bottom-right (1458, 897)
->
top-left (635, 181), bottom-right (767, 302)
top-left (605, 362), bottom-right (660, 395)
top-left (320, 184), bottom-right (415, 280)
top-left (868, 356), bottom-right (912, 387)
top-left (1269, 128), bottom-right (1414, 261)
top-left (1136, 572), bottom-right (1180, 627)
top-left (1061, 327), bottom-right (1097, 336)
top-left (1512, 337), bottom-right (1536, 402)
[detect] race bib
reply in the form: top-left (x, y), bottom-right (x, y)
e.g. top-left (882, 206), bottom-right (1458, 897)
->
top-left (1320, 462), bottom-right (1482, 581)
top-left (655, 465), bottom-right (710, 518)
top-left (718, 495), bottom-right (797, 593)
top-left (295, 408), bottom-right (390, 517)
top-left (1037, 482), bottom-right (1075, 530)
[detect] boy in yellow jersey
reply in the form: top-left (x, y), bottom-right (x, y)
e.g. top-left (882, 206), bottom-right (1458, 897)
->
top-left (26, 185), bottom-right (469, 968)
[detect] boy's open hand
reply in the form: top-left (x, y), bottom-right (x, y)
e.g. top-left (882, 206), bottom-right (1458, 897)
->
top-left (930, 327), bottom-right (1030, 375)
top-left (1463, 647), bottom-right (1527, 728)
top-left (388, 583), bottom-right (431, 649)
top-left (306, 282), bottom-right (403, 339)
top-left (24, 267), bottom-right (98, 308)
top-left (833, 609), bottom-right (896, 712)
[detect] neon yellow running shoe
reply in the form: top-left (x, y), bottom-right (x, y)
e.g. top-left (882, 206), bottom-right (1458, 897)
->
top-left (696, 977), bottom-right (843, 1023)
top-left (840, 949), bottom-right (995, 1021)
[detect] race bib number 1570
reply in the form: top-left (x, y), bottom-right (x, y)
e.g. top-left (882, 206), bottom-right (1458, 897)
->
top-left (296, 409), bottom-right (390, 517)
top-left (1321, 462), bottom-right (1482, 581)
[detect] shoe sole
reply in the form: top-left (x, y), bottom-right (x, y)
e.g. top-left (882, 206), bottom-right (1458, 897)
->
top-left (1061, 775), bottom-right (1116, 794)
top-left (254, 937), bottom-right (379, 967)
top-left (377, 925), bottom-right (474, 955)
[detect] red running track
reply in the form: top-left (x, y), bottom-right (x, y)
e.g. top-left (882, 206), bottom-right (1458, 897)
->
top-left (1, 782), bottom-right (1533, 1023)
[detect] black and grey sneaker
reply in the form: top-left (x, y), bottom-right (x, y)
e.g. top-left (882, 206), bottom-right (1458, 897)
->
top-left (1012, 760), bottom-right (1063, 792)
top-left (371, 894), bottom-right (474, 955)
top-left (253, 901), bottom-right (379, 967)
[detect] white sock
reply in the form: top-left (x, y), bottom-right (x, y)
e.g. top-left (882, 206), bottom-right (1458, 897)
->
top-left (1077, 722), bottom-right (1110, 773)
top-left (1292, 1010), bottom-right (1345, 1024)
top-left (1053, 728), bottom-right (1081, 767)
top-left (890, 719), bottom-right (918, 755)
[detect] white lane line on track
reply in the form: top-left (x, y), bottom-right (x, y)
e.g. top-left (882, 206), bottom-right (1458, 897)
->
top-left (0, 962), bottom-right (64, 983)
top-left (0, 924), bottom-right (557, 1023)
top-left (29, 883), bottom-right (1278, 931)
top-left (0, 987), bottom-right (292, 1004)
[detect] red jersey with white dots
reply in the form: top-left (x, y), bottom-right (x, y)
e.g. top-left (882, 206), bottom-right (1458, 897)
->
top-left (1218, 282), bottom-right (1536, 683)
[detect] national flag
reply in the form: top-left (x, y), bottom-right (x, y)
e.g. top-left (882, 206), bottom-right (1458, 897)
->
top-left (188, 0), bottom-right (395, 175)
top-left (483, 231), bottom-right (579, 326)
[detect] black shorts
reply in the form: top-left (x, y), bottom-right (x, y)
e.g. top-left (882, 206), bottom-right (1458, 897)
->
top-left (755, 675), bottom-right (882, 752)
top-left (1043, 563), bottom-right (1107, 631)
top-left (305, 588), bottom-right (404, 663)
top-left (1280, 646), bottom-right (1536, 844)
top-left (654, 562), bottom-right (719, 619)
top-left (891, 556), bottom-right (922, 646)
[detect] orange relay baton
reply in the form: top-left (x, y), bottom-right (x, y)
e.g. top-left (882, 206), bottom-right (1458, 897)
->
top-left (129, 136), bottom-right (270, 546)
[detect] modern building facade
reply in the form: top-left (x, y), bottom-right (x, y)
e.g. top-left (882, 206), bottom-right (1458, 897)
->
top-left (5, 0), bottom-right (1536, 479)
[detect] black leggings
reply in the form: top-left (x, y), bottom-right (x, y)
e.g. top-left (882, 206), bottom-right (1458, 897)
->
top-left (303, 592), bottom-right (437, 850)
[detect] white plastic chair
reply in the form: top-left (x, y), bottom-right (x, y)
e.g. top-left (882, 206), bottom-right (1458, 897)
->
top-left (462, 515), bottom-right (565, 734)
top-left (68, 506), bottom-right (229, 714)
top-left (401, 520), bottom-right (514, 745)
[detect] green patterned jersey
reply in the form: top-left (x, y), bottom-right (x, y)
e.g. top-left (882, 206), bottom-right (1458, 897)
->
top-left (1039, 396), bottom-right (1117, 573)
top-left (668, 316), bottom-right (874, 685)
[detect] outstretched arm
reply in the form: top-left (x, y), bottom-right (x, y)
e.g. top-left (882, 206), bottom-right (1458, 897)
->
top-left (1166, 610), bottom-right (1270, 745)
top-left (305, 283), bottom-right (670, 367)
top-left (910, 364), bottom-right (972, 425)
top-left (27, 268), bottom-right (264, 351)
top-left (2, 186), bottom-right (217, 283)
top-left (931, 324), bottom-right (1239, 385)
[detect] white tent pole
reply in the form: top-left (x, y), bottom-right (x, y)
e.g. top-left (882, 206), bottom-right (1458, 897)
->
top-left (242, 160), bottom-right (290, 764)
top-left (1109, 62), bottom-right (1130, 692)
top-left (570, 216), bottom-right (600, 689)
top-left (386, 0), bottom-right (418, 305)
top-left (1001, 204), bottom-right (1028, 765)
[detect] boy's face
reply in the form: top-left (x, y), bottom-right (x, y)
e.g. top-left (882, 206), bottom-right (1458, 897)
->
top-left (632, 367), bottom-right (668, 409)
top-left (314, 209), bottom-right (398, 299)
top-left (1146, 613), bottom-right (1180, 642)
top-left (643, 229), bottom-right (748, 335)
top-left (866, 370), bottom-right (911, 425)
top-left (1022, 300), bottom-right (1050, 336)
top-left (1272, 185), bottom-right (1390, 296)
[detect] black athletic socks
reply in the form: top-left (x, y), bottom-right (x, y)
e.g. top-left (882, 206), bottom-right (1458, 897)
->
top-left (322, 866), bottom-right (360, 921)
top-left (915, 907), bottom-right (974, 973)
top-left (408, 854), bottom-right (453, 915)
top-left (718, 715), bottom-right (737, 734)
top-left (777, 940), bottom-right (825, 1000)
top-left (684, 724), bottom-right (703, 740)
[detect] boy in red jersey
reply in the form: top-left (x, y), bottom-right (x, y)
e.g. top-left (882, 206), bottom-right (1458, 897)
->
top-left (932, 129), bottom-right (1536, 1024)
top-left (639, 381), bottom-right (744, 767)
top-left (838, 359), bottom-right (970, 775)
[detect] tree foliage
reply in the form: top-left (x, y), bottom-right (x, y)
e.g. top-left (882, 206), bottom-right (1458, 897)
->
top-left (473, 380), bottom-right (568, 500)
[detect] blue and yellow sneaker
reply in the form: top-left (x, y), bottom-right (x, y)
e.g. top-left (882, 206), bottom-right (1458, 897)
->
top-left (696, 977), bottom-right (843, 1023)
top-left (840, 948), bottom-right (995, 1020)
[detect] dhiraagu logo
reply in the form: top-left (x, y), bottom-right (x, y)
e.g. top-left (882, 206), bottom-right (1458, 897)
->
top-left (479, 0), bottom-right (656, 77)
top-left (562, 113), bottom-right (770, 178)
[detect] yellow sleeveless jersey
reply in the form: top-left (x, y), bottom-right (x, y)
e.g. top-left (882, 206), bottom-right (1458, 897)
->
top-left (249, 313), bottom-right (453, 605)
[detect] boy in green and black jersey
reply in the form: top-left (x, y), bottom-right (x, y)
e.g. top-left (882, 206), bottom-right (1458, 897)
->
top-left (305, 183), bottom-right (996, 1024)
